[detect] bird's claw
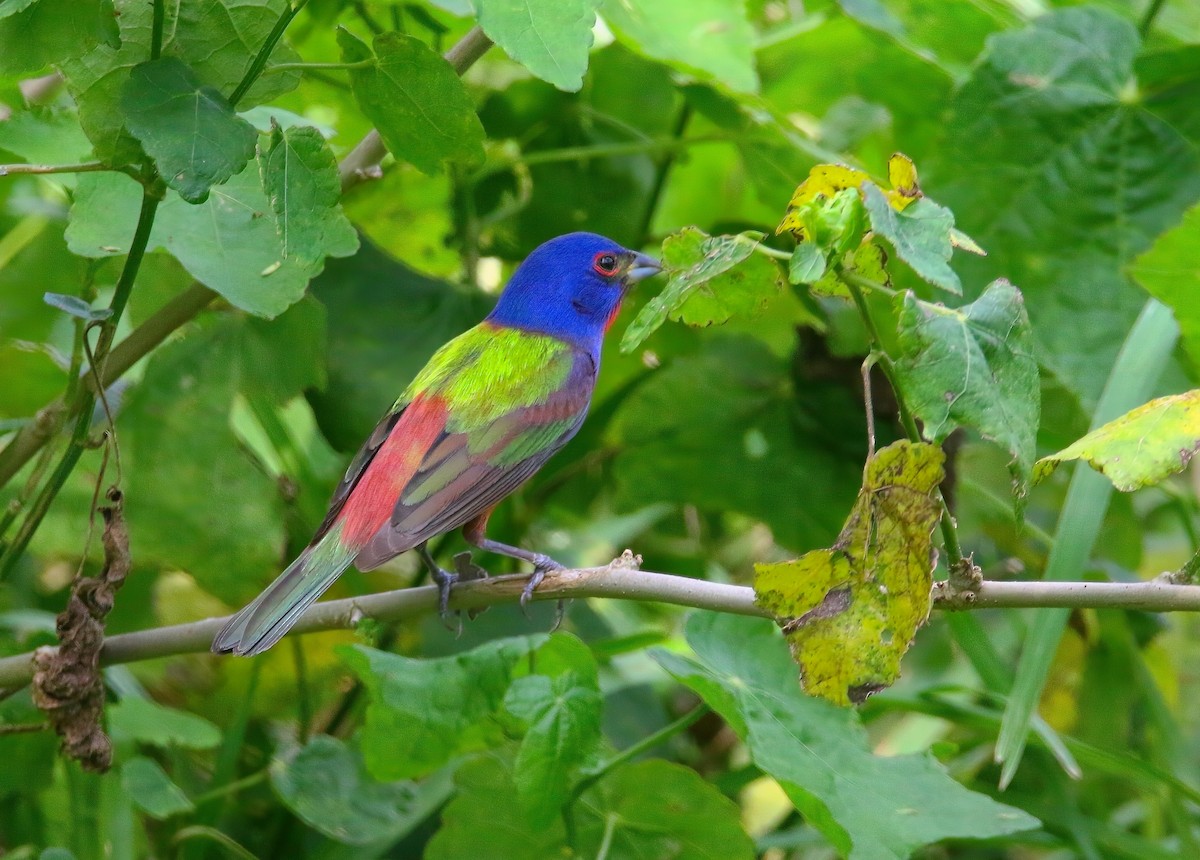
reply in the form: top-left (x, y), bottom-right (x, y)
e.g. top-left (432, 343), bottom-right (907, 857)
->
top-left (520, 555), bottom-right (564, 617)
top-left (454, 552), bottom-right (491, 621)
top-left (428, 564), bottom-right (460, 631)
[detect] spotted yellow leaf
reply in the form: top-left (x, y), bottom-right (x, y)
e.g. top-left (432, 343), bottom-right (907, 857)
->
top-left (1033, 390), bottom-right (1200, 491)
top-left (754, 440), bottom-right (944, 706)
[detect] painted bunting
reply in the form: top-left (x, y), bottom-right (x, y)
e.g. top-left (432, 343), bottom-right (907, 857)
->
top-left (213, 232), bottom-right (661, 656)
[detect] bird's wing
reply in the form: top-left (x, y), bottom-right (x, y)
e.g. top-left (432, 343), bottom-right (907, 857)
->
top-left (352, 346), bottom-right (595, 570)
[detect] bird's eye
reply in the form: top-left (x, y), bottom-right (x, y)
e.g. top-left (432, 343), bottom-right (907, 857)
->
top-left (592, 252), bottom-right (620, 276)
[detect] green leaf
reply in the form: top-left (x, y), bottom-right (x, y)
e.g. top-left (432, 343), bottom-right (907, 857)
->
top-left (340, 635), bottom-right (547, 781)
top-left (338, 28), bottom-right (485, 175)
top-left (0, 108), bottom-right (93, 168)
top-left (426, 753), bottom-right (568, 859)
top-left (0, 0), bottom-right (40, 19)
top-left (473, 0), bottom-right (599, 92)
top-left (932, 6), bottom-right (1200, 406)
top-left (601, 0), bottom-right (758, 94)
top-left (894, 281), bottom-right (1039, 493)
top-left (428, 752), bottom-right (754, 859)
top-left (272, 735), bottom-right (452, 846)
top-left (810, 239), bottom-right (890, 299)
top-left (755, 440), bottom-right (944, 705)
top-left (788, 241), bottom-right (826, 285)
top-left (611, 337), bottom-right (863, 552)
top-left (239, 297), bottom-right (327, 404)
top-left (107, 698), bottom-right (222, 750)
top-left (67, 162), bottom-right (354, 317)
top-left (655, 613), bottom-right (1040, 858)
top-left (1130, 202), bottom-right (1200, 369)
top-left (121, 757), bottom-right (195, 820)
top-left (574, 759), bottom-right (755, 859)
top-left (0, 341), bottom-right (64, 420)
top-left (259, 124), bottom-right (359, 268)
top-left (503, 633), bottom-right (602, 825)
top-left (117, 320), bottom-right (287, 603)
top-left (1034, 390), bottom-right (1200, 491)
top-left (622, 229), bottom-right (779, 352)
top-left (120, 58), bottom-right (257, 204)
top-left (59, 0), bottom-right (300, 166)
top-left (861, 185), bottom-right (960, 294)
top-left (0, 0), bottom-right (117, 77)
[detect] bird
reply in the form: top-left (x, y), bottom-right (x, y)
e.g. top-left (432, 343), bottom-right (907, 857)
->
top-left (213, 232), bottom-right (661, 656)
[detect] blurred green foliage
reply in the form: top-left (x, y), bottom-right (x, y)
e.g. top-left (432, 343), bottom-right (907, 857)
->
top-left (2, 0), bottom-right (1200, 858)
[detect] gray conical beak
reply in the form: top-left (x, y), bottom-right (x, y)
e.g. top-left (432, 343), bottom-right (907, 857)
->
top-left (625, 251), bottom-right (662, 284)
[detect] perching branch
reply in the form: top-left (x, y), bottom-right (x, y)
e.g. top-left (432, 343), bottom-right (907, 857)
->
top-left (3, 555), bottom-right (1200, 689)
top-left (0, 25), bottom-right (496, 492)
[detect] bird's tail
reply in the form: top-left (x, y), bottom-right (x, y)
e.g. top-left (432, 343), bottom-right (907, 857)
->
top-left (212, 526), bottom-right (358, 656)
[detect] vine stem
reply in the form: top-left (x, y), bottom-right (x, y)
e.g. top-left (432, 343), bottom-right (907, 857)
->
top-left (228, 0), bottom-right (310, 107)
top-left (562, 702), bottom-right (709, 846)
top-left (4, 565), bottom-right (1200, 688)
top-left (0, 162), bottom-right (113, 176)
top-left (0, 189), bottom-right (161, 578)
top-left (1140, 0), bottom-right (1168, 36)
top-left (840, 270), bottom-right (964, 561)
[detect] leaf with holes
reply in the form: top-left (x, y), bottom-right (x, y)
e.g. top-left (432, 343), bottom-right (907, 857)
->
top-left (754, 440), bottom-right (944, 705)
top-left (1034, 391), bottom-right (1200, 491)
top-left (121, 58), bottom-right (257, 203)
top-left (894, 281), bottom-right (1039, 495)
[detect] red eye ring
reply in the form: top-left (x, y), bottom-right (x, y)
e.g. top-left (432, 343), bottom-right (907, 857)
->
top-left (593, 252), bottom-right (620, 276)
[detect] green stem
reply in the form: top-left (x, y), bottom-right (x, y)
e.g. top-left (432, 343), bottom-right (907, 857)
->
top-left (0, 189), bottom-right (160, 580)
top-left (0, 161), bottom-right (115, 176)
top-left (150, 0), bottom-right (165, 59)
top-left (263, 59), bottom-right (375, 74)
top-left (1140, 0), bottom-right (1167, 35)
top-left (563, 703), bottom-right (708, 845)
top-left (190, 769), bottom-right (270, 806)
top-left (472, 134), bottom-right (735, 182)
top-left (842, 271), bottom-right (963, 562)
top-left (228, 0), bottom-right (309, 107)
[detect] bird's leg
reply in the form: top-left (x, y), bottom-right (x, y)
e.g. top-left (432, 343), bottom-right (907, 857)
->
top-left (462, 512), bottom-right (564, 616)
top-left (415, 541), bottom-right (458, 619)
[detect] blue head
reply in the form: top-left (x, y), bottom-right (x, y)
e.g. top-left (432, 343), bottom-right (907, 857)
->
top-left (487, 233), bottom-right (661, 353)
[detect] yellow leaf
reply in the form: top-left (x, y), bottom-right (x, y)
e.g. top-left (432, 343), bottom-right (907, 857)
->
top-left (1033, 390), bottom-right (1200, 491)
top-left (777, 153), bottom-right (925, 240)
top-left (754, 440), bottom-right (944, 706)
top-left (777, 164), bottom-right (870, 239)
top-left (883, 152), bottom-right (922, 211)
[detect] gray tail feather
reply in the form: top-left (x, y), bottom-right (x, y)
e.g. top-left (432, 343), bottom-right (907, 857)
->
top-left (211, 547), bottom-right (354, 657)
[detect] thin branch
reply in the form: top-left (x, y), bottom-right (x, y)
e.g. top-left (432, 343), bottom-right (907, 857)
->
top-left (0, 161), bottom-right (114, 177)
top-left (4, 563), bottom-right (1200, 688)
top-left (1140, 0), bottom-right (1168, 36)
top-left (263, 60), bottom-right (375, 74)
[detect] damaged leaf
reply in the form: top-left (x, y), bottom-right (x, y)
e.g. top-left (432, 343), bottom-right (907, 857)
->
top-left (777, 152), bottom-right (923, 241)
top-left (754, 441), bottom-right (944, 705)
top-left (31, 490), bottom-right (130, 772)
top-left (1034, 390), bottom-right (1200, 491)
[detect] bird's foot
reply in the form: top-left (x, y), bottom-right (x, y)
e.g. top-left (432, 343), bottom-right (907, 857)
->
top-left (520, 554), bottom-right (565, 626)
top-left (428, 563), bottom-right (460, 631)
